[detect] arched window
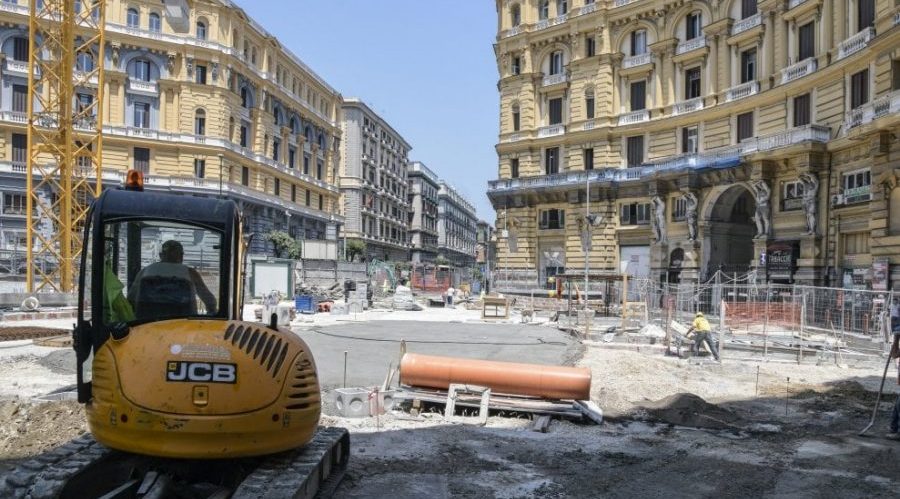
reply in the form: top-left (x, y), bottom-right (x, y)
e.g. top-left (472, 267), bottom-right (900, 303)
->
top-left (685, 11), bottom-right (702, 40)
top-left (126, 7), bottom-right (139, 28)
top-left (131, 59), bottom-right (151, 81)
top-left (538, 0), bottom-right (549, 20)
top-left (194, 109), bottom-right (206, 136)
top-left (510, 4), bottom-right (521, 27)
top-left (511, 103), bottom-right (520, 132)
top-left (549, 50), bottom-right (563, 75)
top-left (75, 52), bottom-right (93, 72)
top-left (149, 12), bottom-right (161, 33)
top-left (196, 20), bottom-right (207, 40)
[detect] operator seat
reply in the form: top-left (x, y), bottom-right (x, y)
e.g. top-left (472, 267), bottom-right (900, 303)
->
top-left (133, 275), bottom-right (196, 320)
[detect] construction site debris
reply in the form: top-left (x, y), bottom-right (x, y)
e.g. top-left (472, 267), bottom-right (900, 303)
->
top-left (0, 400), bottom-right (86, 461)
top-left (0, 326), bottom-right (70, 342)
top-left (637, 323), bottom-right (666, 338)
top-left (399, 353), bottom-right (592, 400)
top-left (636, 393), bottom-right (743, 430)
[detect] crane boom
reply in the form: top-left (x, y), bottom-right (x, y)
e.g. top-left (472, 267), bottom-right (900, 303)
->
top-left (26, 0), bottom-right (106, 292)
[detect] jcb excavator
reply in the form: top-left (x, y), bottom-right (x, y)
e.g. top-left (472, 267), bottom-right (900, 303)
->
top-left (2, 173), bottom-right (349, 498)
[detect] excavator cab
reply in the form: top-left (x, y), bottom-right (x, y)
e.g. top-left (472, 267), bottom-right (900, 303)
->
top-left (72, 182), bottom-right (324, 458)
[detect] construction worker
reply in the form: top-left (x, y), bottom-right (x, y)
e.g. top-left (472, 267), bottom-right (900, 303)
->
top-left (128, 240), bottom-right (217, 317)
top-left (688, 311), bottom-right (720, 362)
top-left (887, 326), bottom-right (900, 440)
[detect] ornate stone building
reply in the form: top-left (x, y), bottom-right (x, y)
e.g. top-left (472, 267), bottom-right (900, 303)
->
top-left (438, 181), bottom-right (477, 267)
top-left (490, 0), bottom-right (900, 290)
top-left (407, 161), bottom-right (440, 263)
top-left (0, 0), bottom-right (343, 266)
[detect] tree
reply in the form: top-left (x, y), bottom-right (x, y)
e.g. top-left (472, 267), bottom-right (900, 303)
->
top-left (346, 239), bottom-right (366, 262)
top-left (266, 231), bottom-right (302, 260)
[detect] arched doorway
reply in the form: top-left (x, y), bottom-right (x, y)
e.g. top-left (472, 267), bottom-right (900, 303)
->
top-left (703, 184), bottom-right (757, 278)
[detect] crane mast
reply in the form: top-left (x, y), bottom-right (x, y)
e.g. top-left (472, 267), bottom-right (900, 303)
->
top-left (26, 0), bottom-right (105, 292)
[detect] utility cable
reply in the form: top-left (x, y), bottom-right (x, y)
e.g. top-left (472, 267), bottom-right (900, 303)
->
top-left (305, 327), bottom-right (569, 347)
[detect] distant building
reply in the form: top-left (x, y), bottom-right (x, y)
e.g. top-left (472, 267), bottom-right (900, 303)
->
top-left (407, 161), bottom-right (440, 263)
top-left (438, 182), bottom-right (477, 267)
top-left (340, 99), bottom-right (412, 262)
top-left (475, 220), bottom-right (495, 266)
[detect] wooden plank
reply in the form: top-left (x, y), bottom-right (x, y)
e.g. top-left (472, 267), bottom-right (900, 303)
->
top-left (396, 388), bottom-right (582, 418)
top-left (532, 415), bottom-right (552, 433)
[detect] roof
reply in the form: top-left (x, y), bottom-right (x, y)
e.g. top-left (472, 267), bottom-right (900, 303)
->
top-left (94, 189), bottom-right (239, 230)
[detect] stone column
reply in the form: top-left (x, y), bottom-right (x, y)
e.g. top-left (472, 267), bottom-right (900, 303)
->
top-left (821, 0), bottom-right (833, 55)
top-left (708, 35), bottom-right (719, 99)
top-left (835, 0), bottom-right (846, 46)
top-left (280, 126), bottom-right (290, 165)
top-left (764, 11), bottom-right (777, 84)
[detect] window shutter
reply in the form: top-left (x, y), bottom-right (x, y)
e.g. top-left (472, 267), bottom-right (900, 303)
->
top-left (630, 81), bottom-right (646, 111)
top-left (620, 205), bottom-right (630, 225)
top-left (798, 23), bottom-right (814, 60)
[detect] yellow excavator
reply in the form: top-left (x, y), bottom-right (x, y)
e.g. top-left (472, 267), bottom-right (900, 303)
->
top-left (2, 173), bottom-right (349, 498)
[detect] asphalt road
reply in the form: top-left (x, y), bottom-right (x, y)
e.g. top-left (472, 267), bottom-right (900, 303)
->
top-left (293, 321), bottom-right (583, 392)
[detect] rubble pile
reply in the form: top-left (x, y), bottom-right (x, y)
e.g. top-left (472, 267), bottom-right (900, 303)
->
top-left (295, 282), bottom-right (344, 301)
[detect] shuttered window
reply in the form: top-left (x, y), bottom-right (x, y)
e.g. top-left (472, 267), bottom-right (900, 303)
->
top-left (549, 98), bottom-right (563, 124)
top-left (584, 148), bottom-right (594, 170)
top-left (12, 37), bottom-right (27, 62)
top-left (793, 94), bottom-right (811, 127)
top-left (510, 158), bottom-right (519, 178)
top-left (630, 81), bottom-right (646, 111)
top-left (545, 147), bottom-right (559, 174)
top-left (851, 70), bottom-right (869, 109)
top-left (11, 134), bottom-right (27, 164)
top-left (626, 136), bottom-right (644, 167)
top-left (685, 68), bottom-right (701, 100)
top-left (12, 85), bottom-right (27, 113)
top-left (741, 0), bottom-right (757, 18)
top-left (741, 49), bottom-right (757, 83)
top-left (133, 147), bottom-right (150, 174)
top-left (798, 22), bottom-right (814, 60)
top-left (858, 0), bottom-right (875, 31)
top-left (737, 112), bottom-right (754, 142)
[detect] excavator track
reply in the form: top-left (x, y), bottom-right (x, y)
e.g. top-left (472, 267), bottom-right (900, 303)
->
top-left (0, 428), bottom-right (349, 499)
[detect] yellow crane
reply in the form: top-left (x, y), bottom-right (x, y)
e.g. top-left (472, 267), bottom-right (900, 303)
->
top-left (26, 0), bottom-right (105, 292)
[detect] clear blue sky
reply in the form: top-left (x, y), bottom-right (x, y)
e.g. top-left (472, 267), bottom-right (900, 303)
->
top-left (238, 1), bottom-right (499, 222)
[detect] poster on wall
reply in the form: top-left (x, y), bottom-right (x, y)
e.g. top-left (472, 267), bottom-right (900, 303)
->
top-left (872, 258), bottom-right (889, 291)
top-left (766, 242), bottom-right (797, 272)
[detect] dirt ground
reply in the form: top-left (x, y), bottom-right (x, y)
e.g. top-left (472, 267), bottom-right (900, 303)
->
top-left (2, 343), bottom-right (900, 497)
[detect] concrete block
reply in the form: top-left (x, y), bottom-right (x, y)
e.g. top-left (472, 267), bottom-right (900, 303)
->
top-left (334, 388), bottom-right (370, 418)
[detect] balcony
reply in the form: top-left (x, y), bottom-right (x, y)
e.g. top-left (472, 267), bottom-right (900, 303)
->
top-left (787, 0), bottom-right (809, 8)
top-left (537, 124), bottom-right (565, 138)
top-left (503, 132), bottom-right (525, 143)
top-left (742, 124), bottom-right (831, 154)
top-left (73, 70), bottom-right (99, 86)
top-left (534, 14), bottom-right (567, 31)
top-left (577, 3), bottom-right (598, 16)
top-left (618, 109), bottom-right (649, 126)
top-left (501, 26), bottom-right (523, 38)
top-left (731, 13), bottom-right (763, 36)
top-left (676, 36), bottom-right (707, 56)
top-left (672, 97), bottom-right (704, 116)
top-left (127, 78), bottom-right (158, 96)
top-left (841, 185), bottom-right (872, 205)
top-left (780, 58), bottom-right (817, 84)
top-left (725, 81), bottom-right (759, 102)
top-left (0, 1), bottom-right (27, 15)
top-left (613, 0), bottom-right (639, 7)
top-left (622, 52), bottom-right (651, 69)
top-left (837, 27), bottom-right (875, 60)
top-left (0, 111), bottom-right (27, 124)
top-left (4, 59), bottom-right (30, 76)
top-left (844, 89), bottom-right (900, 131)
top-left (542, 73), bottom-right (567, 87)
top-left (582, 119), bottom-right (596, 131)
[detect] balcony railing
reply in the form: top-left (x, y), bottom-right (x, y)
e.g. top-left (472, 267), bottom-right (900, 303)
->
top-left (0, 2), bottom-right (27, 15)
top-left (672, 97), bottom-right (704, 116)
top-left (842, 185), bottom-right (872, 204)
top-left (622, 52), bottom-right (651, 69)
top-left (845, 89), bottom-right (900, 130)
top-left (501, 26), bottom-right (522, 38)
top-left (504, 132), bottom-right (524, 143)
top-left (787, 0), bottom-right (809, 9)
top-left (534, 14), bottom-right (567, 31)
top-left (4, 59), bottom-right (30, 75)
top-left (780, 58), bottom-right (817, 84)
top-left (676, 36), bottom-right (707, 55)
top-left (725, 81), bottom-right (759, 102)
top-left (488, 125), bottom-right (831, 193)
top-left (0, 111), bottom-right (27, 124)
top-left (578, 3), bottom-right (598, 15)
top-left (127, 78), bottom-right (158, 95)
top-left (537, 124), bottom-right (565, 137)
top-left (617, 109), bottom-right (650, 126)
top-left (614, 0), bottom-right (639, 7)
top-left (837, 27), bottom-right (875, 60)
top-left (542, 73), bottom-right (567, 86)
top-left (731, 13), bottom-right (763, 36)
top-left (582, 119), bottom-right (596, 131)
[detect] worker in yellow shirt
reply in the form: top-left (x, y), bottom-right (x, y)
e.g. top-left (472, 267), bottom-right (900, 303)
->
top-left (688, 311), bottom-right (720, 362)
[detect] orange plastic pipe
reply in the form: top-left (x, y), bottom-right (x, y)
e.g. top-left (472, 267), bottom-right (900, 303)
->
top-left (399, 353), bottom-right (591, 400)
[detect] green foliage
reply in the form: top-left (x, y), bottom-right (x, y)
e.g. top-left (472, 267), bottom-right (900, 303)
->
top-left (266, 231), bottom-right (302, 260)
top-left (435, 255), bottom-right (450, 267)
top-left (346, 239), bottom-right (367, 262)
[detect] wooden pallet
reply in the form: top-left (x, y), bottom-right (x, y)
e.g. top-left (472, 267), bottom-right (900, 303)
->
top-left (395, 386), bottom-right (585, 420)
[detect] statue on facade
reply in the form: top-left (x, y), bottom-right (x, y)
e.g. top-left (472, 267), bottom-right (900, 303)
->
top-left (651, 196), bottom-right (666, 243)
top-left (799, 173), bottom-right (819, 235)
top-left (750, 180), bottom-right (772, 238)
top-left (684, 192), bottom-right (699, 241)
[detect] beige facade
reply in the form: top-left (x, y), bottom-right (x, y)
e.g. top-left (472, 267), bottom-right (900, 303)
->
top-left (0, 0), bottom-right (343, 257)
top-left (491, 0), bottom-right (900, 289)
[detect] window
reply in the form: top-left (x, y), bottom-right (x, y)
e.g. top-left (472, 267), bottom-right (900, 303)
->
top-left (740, 49), bottom-right (757, 83)
top-left (241, 166), bottom-right (249, 186)
top-left (291, 185), bottom-right (297, 202)
top-left (842, 169), bottom-right (871, 203)
top-left (148, 12), bottom-right (161, 33)
top-left (842, 232), bottom-right (870, 256)
top-left (511, 56), bottom-right (521, 75)
top-left (858, 0), bottom-right (874, 31)
top-left (585, 90), bottom-right (595, 119)
top-left (741, 0), bottom-right (757, 18)
top-left (539, 209), bottom-right (565, 230)
top-left (319, 196), bottom-right (323, 211)
top-left (548, 98), bottom-right (563, 124)
top-left (584, 148), bottom-right (594, 170)
top-left (239, 125), bottom-right (248, 147)
top-left (272, 138), bottom-right (280, 161)
top-left (317, 160), bottom-right (323, 179)
top-left (549, 51), bottom-right (563, 75)
top-left (798, 22), bottom-right (814, 61)
top-left (685, 67), bottom-right (702, 100)
top-left (630, 30), bottom-right (647, 55)
top-left (273, 178), bottom-right (280, 196)
top-left (893, 60), bottom-right (900, 91)
top-left (194, 109), bottom-right (205, 135)
top-left (133, 60), bottom-right (151, 81)
top-left (134, 102), bottom-right (150, 128)
top-left (686, 12), bottom-right (702, 40)
top-left (556, 0), bottom-right (567, 15)
top-left (682, 126), bottom-right (699, 154)
top-left (305, 190), bottom-right (311, 206)
top-left (545, 147), bottom-right (559, 174)
top-left (76, 93), bottom-right (93, 114)
top-left (133, 147), bottom-right (150, 174)
top-left (12, 84), bottom-right (27, 113)
top-left (737, 112), bottom-right (754, 142)
top-left (510, 158), bottom-right (519, 178)
top-left (75, 52), bottom-right (93, 72)
top-left (3, 193), bottom-right (26, 216)
top-left (781, 180), bottom-right (804, 211)
top-left (194, 159), bottom-right (205, 178)
top-left (538, 0), bottom-right (549, 20)
top-left (303, 154), bottom-right (310, 175)
top-left (630, 81), bottom-right (646, 111)
top-left (672, 197), bottom-right (687, 221)
top-left (11, 133), bottom-right (26, 165)
top-left (12, 37), bottom-right (27, 62)
top-left (620, 203), bottom-right (650, 225)
top-left (240, 87), bottom-right (251, 108)
top-left (510, 4), bottom-right (521, 26)
top-left (289, 147), bottom-right (297, 169)
top-left (850, 69), bottom-right (869, 109)
top-left (586, 36), bottom-right (595, 57)
top-left (195, 65), bottom-right (207, 84)
top-left (126, 8), bottom-right (139, 28)
top-left (626, 136), bottom-right (644, 166)
top-left (793, 93), bottom-right (811, 127)
top-left (512, 104), bottom-right (520, 131)
top-left (196, 21), bottom-right (207, 41)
